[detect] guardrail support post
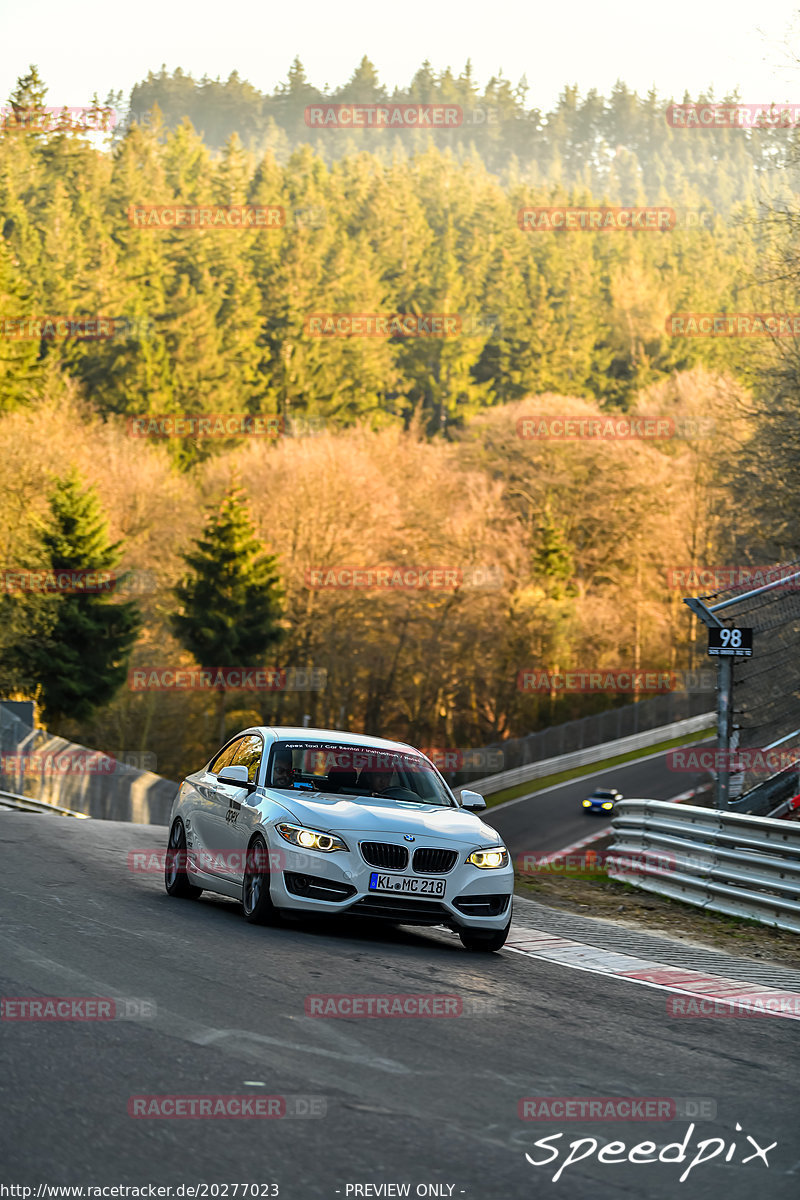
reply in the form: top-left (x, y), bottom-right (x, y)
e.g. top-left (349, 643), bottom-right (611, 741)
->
top-left (684, 596), bottom-right (731, 810)
top-left (716, 656), bottom-right (732, 809)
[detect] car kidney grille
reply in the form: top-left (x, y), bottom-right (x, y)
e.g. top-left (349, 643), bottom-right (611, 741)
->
top-left (412, 848), bottom-right (458, 874)
top-left (360, 842), bottom-right (409, 870)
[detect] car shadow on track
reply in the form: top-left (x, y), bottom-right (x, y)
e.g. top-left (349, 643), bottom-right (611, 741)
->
top-left (161, 887), bottom-right (465, 954)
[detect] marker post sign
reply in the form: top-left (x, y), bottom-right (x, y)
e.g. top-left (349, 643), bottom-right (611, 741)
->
top-left (706, 626), bottom-right (752, 808)
top-left (707, 627), bottom-right (753, 657)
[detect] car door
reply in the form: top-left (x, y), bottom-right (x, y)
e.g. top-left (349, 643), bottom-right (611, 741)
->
top-left (190, 737), bottom-right (246, 863)
top-left (210, 733), bottom-right (265, 879)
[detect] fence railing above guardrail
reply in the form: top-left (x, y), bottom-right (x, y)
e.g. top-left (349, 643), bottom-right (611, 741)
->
top-left (448, 691), bottom-right (714, 787)
top-left (459, 712), bottom-right (714, 798)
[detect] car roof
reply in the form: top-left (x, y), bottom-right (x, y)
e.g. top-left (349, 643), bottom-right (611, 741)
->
top-left (250, 726), bottom-right (418, 753)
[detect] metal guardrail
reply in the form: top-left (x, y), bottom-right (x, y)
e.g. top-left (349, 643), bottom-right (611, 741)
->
top-left (607, 798), bottom-right (800, 933)
top-left (0, 788), bottom-right (90, 818)
top-left (767, 794), bottom-right (800, 820)
top-left (461, 712), bottom-right (715, 797)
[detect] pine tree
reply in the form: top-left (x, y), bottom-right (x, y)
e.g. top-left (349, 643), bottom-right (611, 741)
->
top-left (0, 239), bottom-right (38, 410)
top-left (274, 57), bottom-right (321, 145)
top-left (14, 468), bottom-right (141, 726)
top-left (534, 505), bottom-right (575, 598)
top-left (172, 488), bottom-right (284, 740)
top-left (6, 65), bottom-right (48, 134)
top-left (334, 57), bottom-right (386, 104)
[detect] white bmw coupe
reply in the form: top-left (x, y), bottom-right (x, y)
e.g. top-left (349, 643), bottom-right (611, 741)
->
top-left (164, 726), bottom-right (513, 951)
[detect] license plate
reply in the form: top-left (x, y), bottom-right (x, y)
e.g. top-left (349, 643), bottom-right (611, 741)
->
top-left (369, 872), bottom-right (446, 898)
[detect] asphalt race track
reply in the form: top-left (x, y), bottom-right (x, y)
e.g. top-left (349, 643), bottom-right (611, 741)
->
top-left (484, 742), bottom-right (714, 857)
top-left (1, 812), bottom-right (798, 1198)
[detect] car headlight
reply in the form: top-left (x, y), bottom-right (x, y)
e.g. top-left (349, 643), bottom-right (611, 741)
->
top-left (601, 802), bottom-right (614, 810)
top-left (275, 823), bottom-right (348, 852)
top-left (582, 800), bottom-right (592, 807)
top-left (466, 847), bottom-right (509, 869)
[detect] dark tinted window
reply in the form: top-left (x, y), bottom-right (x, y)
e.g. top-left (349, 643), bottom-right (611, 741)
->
top-left (267, 741), bottom-right (455, 806)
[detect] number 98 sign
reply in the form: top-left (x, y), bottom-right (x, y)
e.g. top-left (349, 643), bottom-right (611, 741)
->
top-left (707, 626), bottom-right (753, 657)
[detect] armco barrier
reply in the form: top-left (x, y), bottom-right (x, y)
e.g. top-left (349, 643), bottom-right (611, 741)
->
top-left (607, 798), bottom-right (800, 933)
top-left (460, 713), bottom-right (714, 798)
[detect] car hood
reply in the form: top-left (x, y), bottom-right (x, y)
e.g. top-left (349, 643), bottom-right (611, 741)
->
top-left (266, 791), bottom-right (503, 846)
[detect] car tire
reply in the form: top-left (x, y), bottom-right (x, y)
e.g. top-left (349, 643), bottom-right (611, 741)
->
top-left (242, 834), bottom-right (281, 925)
top-left (458, 917), bottom-right (511, 953)
top-left (164, 819), bottom-right (203, 899)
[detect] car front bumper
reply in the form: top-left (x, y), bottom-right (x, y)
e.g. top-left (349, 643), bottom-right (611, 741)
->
top-left (267, 838), bottom-right (514, 928)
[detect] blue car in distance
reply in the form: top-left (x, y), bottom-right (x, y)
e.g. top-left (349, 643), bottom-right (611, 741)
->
top-left (581, 787), bottom-right (622, 815)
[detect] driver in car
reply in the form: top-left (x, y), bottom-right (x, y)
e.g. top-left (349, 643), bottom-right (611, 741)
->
top-left (271, 747), bottom-right (294, 788)
top-left (360, 767), bottom-right (394, 794)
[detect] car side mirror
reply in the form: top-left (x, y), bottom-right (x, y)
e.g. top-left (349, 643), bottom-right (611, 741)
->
top-left (217, 764), bottom-right (254, 789)
top-left (460, 789), bottom-right (486, 811)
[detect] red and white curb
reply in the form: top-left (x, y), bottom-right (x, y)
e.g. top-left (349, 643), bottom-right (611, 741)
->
top-left (667, 787), bottom-right (697, 804)
top-left (506, 928), bottom-right (800, 1020)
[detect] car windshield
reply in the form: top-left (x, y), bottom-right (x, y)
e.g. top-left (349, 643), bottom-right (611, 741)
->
top-left (266, 741), bottom-right (456, 807)
top-left (592, 790), bottom-right (615, 799)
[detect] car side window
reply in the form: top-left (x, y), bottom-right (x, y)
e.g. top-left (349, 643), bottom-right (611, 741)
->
top-left (209, 738), bottom-right (244, 775)
top-left (228, 733), bottom-right (264, 784)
